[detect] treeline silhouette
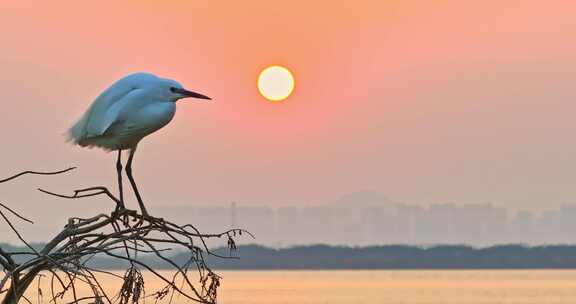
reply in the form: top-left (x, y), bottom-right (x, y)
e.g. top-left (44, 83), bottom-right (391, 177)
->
top-left (4, 243), bottom-right (576, 269)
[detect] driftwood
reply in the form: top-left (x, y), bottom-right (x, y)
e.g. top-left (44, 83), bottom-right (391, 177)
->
top-left (0, 168), bottom-right (250, 304)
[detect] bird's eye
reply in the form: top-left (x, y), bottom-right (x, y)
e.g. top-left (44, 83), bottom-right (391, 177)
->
top-left (170, 87), bottom-right (178, 93)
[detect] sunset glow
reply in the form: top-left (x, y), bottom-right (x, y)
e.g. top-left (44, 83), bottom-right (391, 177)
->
top-left (1, 0), bottom-right (576, 217)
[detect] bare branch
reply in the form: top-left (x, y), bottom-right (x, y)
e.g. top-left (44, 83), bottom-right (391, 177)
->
top-left (38, 186), bottom-right (121, 206)
top-left (0, 210), bottom-right (38, 257)
top-left (0, 202), bottom-right (34, 224)
top-left (1, 166), bottom-right (250, 304)
top-left (0, 167), bottom-right (76, 184)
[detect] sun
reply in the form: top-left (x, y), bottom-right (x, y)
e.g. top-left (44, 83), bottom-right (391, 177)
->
top-left (257, 65), bottom-right (295, 101)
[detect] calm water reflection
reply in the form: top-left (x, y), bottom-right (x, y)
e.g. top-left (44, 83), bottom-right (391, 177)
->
top-left (218, 270), bottom-right (576, 304)
top-left (14, 270), bottom-right (576, 303)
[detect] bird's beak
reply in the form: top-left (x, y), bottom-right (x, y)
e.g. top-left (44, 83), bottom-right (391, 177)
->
top-left (175, 88), bottom-right (211, 100)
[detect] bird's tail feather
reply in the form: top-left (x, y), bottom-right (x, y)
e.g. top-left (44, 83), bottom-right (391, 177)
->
top-left (67, 112), bottom-right (89, 144)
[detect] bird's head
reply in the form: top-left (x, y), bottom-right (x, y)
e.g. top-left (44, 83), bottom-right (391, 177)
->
top-left (162, 79), bottom-right (211, 102)
top-left (118, 73), bottom-right (211, 102)
top-left (142, 76), bottom-right (211, 102)
top-left (166, 80), bottom-right (211, 102)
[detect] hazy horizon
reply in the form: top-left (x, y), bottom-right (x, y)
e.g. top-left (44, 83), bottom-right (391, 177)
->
top-left (3, 189), bottom-right (575, 245)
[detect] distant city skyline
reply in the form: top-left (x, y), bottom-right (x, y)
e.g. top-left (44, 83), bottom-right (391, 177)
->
top-left (157, 194), bottom-right (576, 247)
top-left (4, 190), bottom-right (576, 246)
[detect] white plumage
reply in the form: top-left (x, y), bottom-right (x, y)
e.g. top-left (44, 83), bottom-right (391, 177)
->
top-left (69, 72), bottom-right (211, 215)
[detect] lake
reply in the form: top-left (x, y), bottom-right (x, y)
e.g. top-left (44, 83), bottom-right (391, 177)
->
top-left (13, 270), bottom-right (576, 303)
top-left (218, 270), bottom-right (576, 304)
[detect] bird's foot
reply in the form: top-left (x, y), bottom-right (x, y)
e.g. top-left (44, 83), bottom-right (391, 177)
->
top-left (133, 211), bottom-right (151, 227)
top-left (112, 208), bottom-right (138, 227)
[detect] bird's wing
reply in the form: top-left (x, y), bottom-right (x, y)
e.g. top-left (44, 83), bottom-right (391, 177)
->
top-left (87, 89), bottom-right (143, 136)
top-left (70, 85), bottom-right (142, 142)
top-left (69, 73), bottom-right (159, 143)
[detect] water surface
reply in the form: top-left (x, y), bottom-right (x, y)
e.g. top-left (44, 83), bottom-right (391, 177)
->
top-left (15, 270), bottom-right (576, 303)
top-left (217, 270), bottom-right (576, 304)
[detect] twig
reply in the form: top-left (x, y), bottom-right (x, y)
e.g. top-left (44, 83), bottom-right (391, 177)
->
top-left (38, 186), bottom-right (121, 206)
top-left (0, 202), bottom-right (34, 224)
top-left (0, 167), bottom-right (76, 184)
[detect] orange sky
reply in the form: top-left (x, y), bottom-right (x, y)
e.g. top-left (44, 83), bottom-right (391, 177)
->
top-left (2, 1), bottom-right (576, 223)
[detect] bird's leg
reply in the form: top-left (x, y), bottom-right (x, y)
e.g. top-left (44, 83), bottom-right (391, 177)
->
top-left (116, 150), bottom-right (125, 211)
top-left (115, 150), bottom-right (130, 226)
top-left (126, 147), bottom-right (150, 218)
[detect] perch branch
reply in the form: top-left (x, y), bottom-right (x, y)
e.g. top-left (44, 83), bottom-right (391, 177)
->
top-left (1, 166), bottom-right (250, 304)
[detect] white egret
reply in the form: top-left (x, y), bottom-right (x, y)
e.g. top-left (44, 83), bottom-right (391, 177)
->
top-left (69, 72), bottom-right (211, 216)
